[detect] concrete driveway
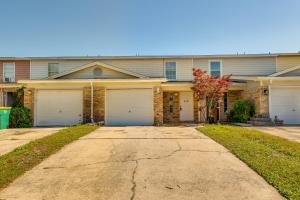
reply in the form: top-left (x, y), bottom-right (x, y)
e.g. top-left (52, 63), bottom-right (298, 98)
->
top-left (0, 127), bottom-right (62, 156)
top-left (0, 126), bottom-right (283, 200)
top-left (252, 126), bottom-right (300, 143)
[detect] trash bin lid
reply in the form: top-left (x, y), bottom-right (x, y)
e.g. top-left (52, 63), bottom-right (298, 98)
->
top-left (0, 107), bottom-right (11, 110)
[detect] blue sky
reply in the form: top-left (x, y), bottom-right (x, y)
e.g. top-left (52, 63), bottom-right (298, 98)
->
top-left (0, 0), bottom-right (300, 56)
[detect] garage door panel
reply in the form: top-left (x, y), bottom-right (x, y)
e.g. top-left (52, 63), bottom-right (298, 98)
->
top-left (270, 87), bottom-right (300, 124)
top-left (106, 89), bottom-right (153, 126)
top-left (36, 90), bottom-right (83, 126)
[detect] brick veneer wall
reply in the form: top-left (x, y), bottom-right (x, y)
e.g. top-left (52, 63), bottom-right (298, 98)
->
top-left (242, 87), bottom-right (269, 114)
top-left (220, 91), bottom-right (243, 121)
top-left (153, 87), bottom-right (163, 125)
top-left (193, 93), bottom-right (199, 123)
top-left (218, 87), bottom-right (269, 121)
top-left (83, 87), bottom-right (91, 122)
top-left (83, 87), bottom-right (105, 123)
top-left (93, 87), bottom-right (105, 122)
top-left (23, 88), bottom-right (35, 123)
top-left (198, 98), bottom-right (206, 122)
top-left (163, 92), bottom-right (180, 123)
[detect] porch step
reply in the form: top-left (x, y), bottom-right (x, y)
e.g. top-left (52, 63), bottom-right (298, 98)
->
top-left (248, 113), bottom-right (273, 126)
top-left (247, 120), bottom-right (273, 126)
top-left (249, 117), bottom-right (272, 122)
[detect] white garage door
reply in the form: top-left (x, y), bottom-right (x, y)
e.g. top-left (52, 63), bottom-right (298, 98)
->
top-left (106, 89), bottom-right (154, 126)
top-left (270, 87), bottom-right (300, 124)
top-left (36, 90), bottom-right (83, 126)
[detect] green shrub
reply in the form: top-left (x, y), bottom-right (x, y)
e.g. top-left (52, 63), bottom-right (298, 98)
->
top-left (9, 107), bottom-right (32, 128)
top-left (8, 86), bottom-right (32, 128)
top-left (229, 100), bottom-right (255, 123)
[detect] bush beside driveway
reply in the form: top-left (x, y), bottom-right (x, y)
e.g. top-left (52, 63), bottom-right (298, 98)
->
top-left (0, 124), bottom-right (98, 190)
top-left (199, 125), bottom-right (300, 200)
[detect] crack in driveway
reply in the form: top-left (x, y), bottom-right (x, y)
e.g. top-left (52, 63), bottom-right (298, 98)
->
top-left (130, 160), bottom-right (138, 200)
top-left (42, 145), bottom-right (228, 170)
top-left (40, 141), bottom-right (229, 200)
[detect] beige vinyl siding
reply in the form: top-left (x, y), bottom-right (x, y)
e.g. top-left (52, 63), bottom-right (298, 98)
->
top-left (110, 59), bottom-right (164, 77)
top-left (222, 57), bottom-right (276, 76)
top-left (193, 59), bottom-right (209, 71)
top-left (173, 57), bottom-right (276, 80)
top-left (30, 60), bottom-right (96, 79)
top-left (277, 56), bottom-right (300, 72)
top-left (31, 59), bottom-right (164, 79)
top-left (30, 56), bottom-right (276, 80)
top-left (164, 58), bottom-right (193, 81)
top-left (61, 66), bottom-right (134, 79)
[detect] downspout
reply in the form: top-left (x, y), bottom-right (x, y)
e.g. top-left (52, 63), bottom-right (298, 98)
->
top-left (90, 81), bottom-right (94, 123)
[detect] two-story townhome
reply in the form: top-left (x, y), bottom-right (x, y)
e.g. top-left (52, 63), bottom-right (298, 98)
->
top-left (2, 53), bottom-right (300, 126)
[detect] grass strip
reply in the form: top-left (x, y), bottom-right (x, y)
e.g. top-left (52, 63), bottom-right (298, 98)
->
top-left (0, 124), bottom-right (98, 190)
top-left (198, 125), bottom-right (300, 200)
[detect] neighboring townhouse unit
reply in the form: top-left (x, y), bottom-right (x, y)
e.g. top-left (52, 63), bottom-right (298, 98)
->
top-left (0, 59), bottom-right (30, 106)
top-left (1, 53), bottom-right (300, 126)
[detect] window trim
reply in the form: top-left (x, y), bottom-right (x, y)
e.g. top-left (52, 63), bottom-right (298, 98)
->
top-left (208, 60), bottom-right (222, 77)
top-left (3, 62), bottom-right (16, 82)
top-left (164, 61), bottom-right (177, 80)
top-left (48, 63), bottom-right (60, 77)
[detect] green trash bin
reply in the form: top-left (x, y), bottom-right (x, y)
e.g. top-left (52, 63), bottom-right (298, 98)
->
top-left (0, 107), bottom-right (11, 129)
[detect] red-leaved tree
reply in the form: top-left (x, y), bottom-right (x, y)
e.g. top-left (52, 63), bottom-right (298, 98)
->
top-left (192, 68), bottom-right (232, 122)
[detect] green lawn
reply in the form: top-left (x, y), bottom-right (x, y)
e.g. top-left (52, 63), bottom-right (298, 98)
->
top-left (0, 124), bottom-right (98, 190)
top-left (198, 125), bottom-right (300, 200)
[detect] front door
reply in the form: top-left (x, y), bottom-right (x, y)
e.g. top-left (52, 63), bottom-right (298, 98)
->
top-left (179, 91), bottom-right (194, 121)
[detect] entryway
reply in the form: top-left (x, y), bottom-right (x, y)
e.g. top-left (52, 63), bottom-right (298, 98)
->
top-left (179, 91), bottom-right (194, 121)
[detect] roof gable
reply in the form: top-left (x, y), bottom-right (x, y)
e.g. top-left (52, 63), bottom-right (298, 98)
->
top-left (48, 61), bottom-right (148, 79)
top-left (269, 65), bottom-right (300, 77)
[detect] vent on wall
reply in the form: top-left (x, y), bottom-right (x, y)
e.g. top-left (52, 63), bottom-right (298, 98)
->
top-left (93, 68), bottom-right (103, 78)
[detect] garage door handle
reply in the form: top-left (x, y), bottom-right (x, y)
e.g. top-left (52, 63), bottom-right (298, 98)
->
top-left (292, 109), bottom-right (296, 112)
top-left (128, 110), bottom-right (131, 113)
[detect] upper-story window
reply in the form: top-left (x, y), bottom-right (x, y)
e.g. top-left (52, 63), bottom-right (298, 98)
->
top-left (3, 63), bottom-right (15, 82)
top-left (209, 61), bottom-right (221, 77)
top-left (48, 63), bottom-right (59, 77)
top-left (165, 62), bottom-right (176, 80)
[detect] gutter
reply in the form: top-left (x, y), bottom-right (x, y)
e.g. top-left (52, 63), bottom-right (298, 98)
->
top-left (232, 76), bottom-right (300, 81)
top-left (18, 78), bottom-right (167, 84)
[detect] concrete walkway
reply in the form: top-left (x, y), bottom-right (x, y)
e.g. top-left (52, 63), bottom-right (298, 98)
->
top-left (0, 128), bottom-right (62, 156)
top-left (0, 126), bottom-right (283, 200)
top-left (252, 126), bottom-right (300, 143)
